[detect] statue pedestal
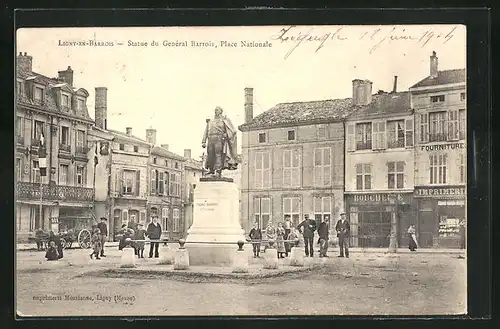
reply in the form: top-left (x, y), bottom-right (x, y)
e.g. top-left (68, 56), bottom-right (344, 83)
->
top-left (185, 178), bottom-right (247, 266)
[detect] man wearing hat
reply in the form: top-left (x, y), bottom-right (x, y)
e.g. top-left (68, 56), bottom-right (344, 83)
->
top-left (146, 215), bottom-right (162, 258)
top-left (297, 214), bottom-right (317, 257)
top-left (96, 217), bottom-right (108, 257)
top-left (335, 212), bottom-right (350, 258)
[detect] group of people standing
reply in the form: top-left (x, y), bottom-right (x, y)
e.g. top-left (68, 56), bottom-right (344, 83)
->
top-left (247, 212), bottom-right (352, 259)
top-left (116, 215), bottom-right (163, 258)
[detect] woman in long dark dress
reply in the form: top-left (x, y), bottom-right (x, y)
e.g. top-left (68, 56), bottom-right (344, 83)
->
top-left (408, 225), bottom-right (418, 251)
top-left (48, 231), bottom-right (64, 259)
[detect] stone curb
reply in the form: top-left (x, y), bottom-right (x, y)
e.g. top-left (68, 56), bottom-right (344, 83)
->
top-left (80, 265), bottom-right (317, 280)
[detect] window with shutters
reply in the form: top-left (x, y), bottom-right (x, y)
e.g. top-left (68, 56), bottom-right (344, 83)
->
top-left (283, 149), bottom-right (301, 187)
top-left (59, 164), bottom-right (68, 185)
top-left (150, 169), bottom-right (157, 195)
top-left (314, 196), bottom-right (332, 223)
top-left (170, 173), bottom-right (180, 197)
top-left (355, 164), bottom-right (371, 190)
top-left (62, 94), bottom-right (70, 108)
top-left (33, 120), bottom-right (44, 140)
top-left (60, 126), bottom-right (69, 146)
top-left (283, 197), bottom-right (301, 227)
top-left (419, 113), bottom-right (429, 143)
top-left (346, 123), bottom-right (355, 152)
top-left (255, 151), bottom-right (271, 189)
top-left (459, 109), bottom-right (466, 140)
top-left (76, 166), bottom-right (84, 187)
top-left (405, 118), bottom-right (414, 147)
top-left (314, 147), bottom-right (331, 186)
top-left (388, 161), bottom-right (405, 189)
top-left (429, 111), bottom-right (447, 142)
top-left (158, 172), bottom-right (164, 195)
top-left (372, 121), bottom-right (386, 150)
top-left (387, 120), bottom-right (405, 148)
top-left (448, 110), bottom-right (459, 140)
top-left (161, 207), bottom-right (169, 231)
top-left (76, 130), bottom-right (85, 153)
top-left (34, 86), bottom-right (44, 103)
top-left (459, 154), bottom-right (466, 184)
top-left (355, 123), bottom-right (372, 150)
top-left (430, 154), bottom-right (447, 184)
top-left (123, 170), bottom-right (135, 195)
top-left (164, 172), bottom-right (170, 196)
top-left (31, 160), bottom-right (40, 183)
top-left (173, 209), bottom-right (180, 232)
top-left (254, 197), bottom-right (270, 229)
top-left (16, 116), bottom-right (24, 140)
top-left (16, 158), bottom-right (22, 181)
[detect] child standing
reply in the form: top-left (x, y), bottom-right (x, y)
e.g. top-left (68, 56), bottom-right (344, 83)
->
top-left (90, 228), bottom-right (102, 260)
top-left (248, 222), bottom-right (262, 258)
top-left (134, 223), bottom-right (147, 258)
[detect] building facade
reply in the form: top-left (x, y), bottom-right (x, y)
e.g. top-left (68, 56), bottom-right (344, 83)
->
top-left (183, 150), bottom-right (204, 233)
top-left (239, 88), bottom-right (353, 234)
top-left (344, 78), bottom-right (416, 248)
top-left (410, 52), bottom-right (466, 248)
top-left (15, 53), bottom-right (96, 241)
top-left (147, 133), bottom-right (186, 241)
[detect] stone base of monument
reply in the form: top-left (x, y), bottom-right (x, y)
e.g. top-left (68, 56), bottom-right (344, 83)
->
top-left (157, 245), bottom-right (175, 265)
top-left (185, 178), bottom-right (247, 267)
top-left (174, 249), bottom-right (190, 270)
top-left (289, 246), bottom-right (304, 267)
top-left (120, 247), bottom-right (136, 268)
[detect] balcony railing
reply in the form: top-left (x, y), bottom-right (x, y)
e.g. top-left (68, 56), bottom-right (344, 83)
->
top-left (59, 143), bottom-right (71, 152)
top-left (16, 181), bottom-right (94, 202)
top-left (388, 139), bottom-right (405, 149)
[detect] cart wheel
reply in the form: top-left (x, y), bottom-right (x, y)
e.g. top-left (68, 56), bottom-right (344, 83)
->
top-left (60, 238), bottom-right (67, 250)
top-left (78, 229), bottom-right (91, 249)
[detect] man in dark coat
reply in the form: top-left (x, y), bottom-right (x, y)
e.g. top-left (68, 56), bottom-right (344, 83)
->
top-left (146, 215), bottom-right (162, 258)
top-left (297, 214), bottom-right (317, 257)
top-left (96, 217), bottom-right (108, 257)
top-left (318, 215), bottom-right (330, 257)
top-left (335, 213), bottom-right (350, 258)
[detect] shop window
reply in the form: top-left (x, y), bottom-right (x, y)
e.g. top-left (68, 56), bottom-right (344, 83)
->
top-left (430, 154), bottom-right (447, 184)
top-left (283, 197), bottom-right (301, 227)
top-left (388, 161), bottom-right (405, 189)
top-left (355, 122), bottom-right (372, 150)
top-left (254, 197), bottom-right (270, 229)
top-left (355, 163), bottom-right (371, 190)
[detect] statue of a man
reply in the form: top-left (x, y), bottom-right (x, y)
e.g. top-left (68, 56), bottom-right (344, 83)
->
top-left (201, 106), bottom-right (238, 177)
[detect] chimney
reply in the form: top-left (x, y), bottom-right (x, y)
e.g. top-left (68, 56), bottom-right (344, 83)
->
top-left (430, 51), bottom-right (438, 78)
top-left (352, 79), bottom-right (373, 106)
top-left (161, 144), bottom-right (169, 151)
top-left (146, 128), bottom-right (156, 144)
top-left (17, 52), bottom-right (33, 73)
top-left (244, 87), bottom-right (254, 124)
top-left (58, 66), bottom-right (74, 86)
top-left (184, 149), bottom-right (191, 159)
top-left (126, 127), bottom-right (132, 136)
top-left (392, 76), bottom-right (398, 93)
top-left (94, 87), bottom-right (108, 129)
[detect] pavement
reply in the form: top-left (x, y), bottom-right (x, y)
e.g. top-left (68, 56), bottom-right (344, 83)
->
top-left (17, 241), bottom-right (465, 254)
top-left (16, 246), bottom-right (467, 317)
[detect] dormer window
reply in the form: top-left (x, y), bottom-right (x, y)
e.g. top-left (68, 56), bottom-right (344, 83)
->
top-left (34, 86), bottom-right (44, 103)
top-left (77, 98), bottom-right (85, 111)
top-left (62, 94), bottom-right (70, 109)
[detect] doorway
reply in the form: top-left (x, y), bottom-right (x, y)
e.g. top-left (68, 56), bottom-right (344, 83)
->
top-left (358, 211), bottom-right (392, 248)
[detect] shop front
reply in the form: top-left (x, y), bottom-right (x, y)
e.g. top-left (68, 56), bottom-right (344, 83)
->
top-left (111, 199), bottom-right (147, 241)
top-left (415, 186), bottom-right (466, 249)
top-left (345, 192), bottom-right (416, 248)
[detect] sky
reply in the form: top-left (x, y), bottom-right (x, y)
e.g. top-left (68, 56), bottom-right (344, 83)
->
top-left (17, 25), bottom-right (466, 160)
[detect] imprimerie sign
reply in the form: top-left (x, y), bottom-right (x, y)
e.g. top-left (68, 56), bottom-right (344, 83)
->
top-left (415, 186), bottom-right (466, 198)
top-left (420, 142), bottom-right (465, 151)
